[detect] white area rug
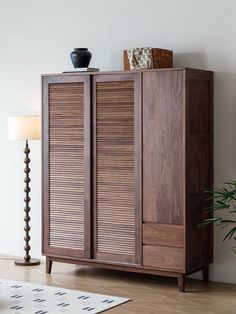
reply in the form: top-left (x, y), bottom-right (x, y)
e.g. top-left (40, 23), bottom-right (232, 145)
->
top-left (0, 279), bottom-right (129, 313)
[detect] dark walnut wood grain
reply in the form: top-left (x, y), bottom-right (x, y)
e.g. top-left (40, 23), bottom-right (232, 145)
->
top-left (143, 245), bottom-right (184, 271)
top-left (49, 82), bottom-right (86, 258)
top-left (42, 68), bottom-right (213, 292)
top-left (93, 74), bottom-right (141, 264)
top-left (143, 224), bottom-right (184, 247)
top-left (185, 69), bottom-right (213, 274)
top-left (142, 70), bottom-right (184, 225)
top-left (42, 75), bottom-right (91, 261)
top-left (49, 83), bottom-right (85, 251)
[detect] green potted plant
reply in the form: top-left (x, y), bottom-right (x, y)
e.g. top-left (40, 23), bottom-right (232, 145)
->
top-left (199, 180), bottom-right (236, 252)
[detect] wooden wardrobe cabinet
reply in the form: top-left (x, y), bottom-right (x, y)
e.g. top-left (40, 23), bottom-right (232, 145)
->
top-left (42, 68), bottom-right (213, 292)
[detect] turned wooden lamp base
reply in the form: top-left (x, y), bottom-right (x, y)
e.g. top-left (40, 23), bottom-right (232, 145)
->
top-left (15, 258), bottom-right (40, 266)
top-left (14, 139), bottom-right (41, 268)
top-left (8, 116), bottom-right (42, 270)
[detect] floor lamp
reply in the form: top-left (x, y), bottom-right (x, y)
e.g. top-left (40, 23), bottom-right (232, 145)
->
top-left (8, 116), bottom-right (41, 266)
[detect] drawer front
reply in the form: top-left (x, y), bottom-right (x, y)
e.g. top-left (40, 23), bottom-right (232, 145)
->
top-left (143, 223), bottom-right (184, 247)
top-left (143, 245), bottom-right (184, 271)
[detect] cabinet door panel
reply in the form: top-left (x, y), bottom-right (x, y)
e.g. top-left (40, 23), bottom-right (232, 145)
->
top-left (143, 70), bottom-right (184, 225)
top-left (42, 76), bottom-right (91, 258)
top-left (93, 74), bottom-right (141, 264)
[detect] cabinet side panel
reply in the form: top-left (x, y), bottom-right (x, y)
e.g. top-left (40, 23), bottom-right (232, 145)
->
top-left (185, 70), bottom-right (213, 272)
top-left (143, 70), bottom-right (184, 225)
top-left (42, 76), bottom-right (49, 256)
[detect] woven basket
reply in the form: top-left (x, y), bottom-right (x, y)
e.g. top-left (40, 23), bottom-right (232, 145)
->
top-left (123, 48), bottom-right (173, 70)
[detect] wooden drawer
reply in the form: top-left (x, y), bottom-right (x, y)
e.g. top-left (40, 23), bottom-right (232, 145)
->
top-left (143, 245), bottom-right (184, 271)
top-left (143, 223), bottom-right (184, 247)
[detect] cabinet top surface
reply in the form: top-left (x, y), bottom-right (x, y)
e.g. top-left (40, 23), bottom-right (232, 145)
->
top-left (42, 67), bottom-right (213, 77)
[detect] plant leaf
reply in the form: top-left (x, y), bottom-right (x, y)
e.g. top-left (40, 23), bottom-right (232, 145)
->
top-left (220, 219), bottom-right (236, 224)
top-left (223, 227), bottom-right (236, 241)
top-left (197, 217), bottom-right (221, 228)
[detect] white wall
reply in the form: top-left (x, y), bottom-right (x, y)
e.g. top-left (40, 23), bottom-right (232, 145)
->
top-left (0, 0), bottom-right (236, 283)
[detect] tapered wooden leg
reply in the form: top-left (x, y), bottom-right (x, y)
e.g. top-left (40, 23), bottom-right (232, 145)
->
top-left (178, 274), bottom-right (185, 292)
top-left (46, 257), bottom-right (52, 274)
top-left (202, 265), bottom-right (209, 281)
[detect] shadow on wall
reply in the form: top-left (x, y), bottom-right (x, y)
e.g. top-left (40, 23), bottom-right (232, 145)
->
top-left (174, 52), bottom-right (208, 69)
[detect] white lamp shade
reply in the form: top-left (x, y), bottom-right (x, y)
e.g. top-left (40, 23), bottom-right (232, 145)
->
top-left (8, 116), bottom-right (41, 141)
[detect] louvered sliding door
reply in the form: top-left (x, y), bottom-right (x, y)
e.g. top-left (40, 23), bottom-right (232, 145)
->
top-left (42, 75), bottom-right (91, 259)
top-left (93, 74), bottom-right (142, 264)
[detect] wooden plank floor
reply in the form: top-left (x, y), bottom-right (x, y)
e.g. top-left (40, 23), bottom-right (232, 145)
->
top-left (0, 257), bottom-right (235, 313)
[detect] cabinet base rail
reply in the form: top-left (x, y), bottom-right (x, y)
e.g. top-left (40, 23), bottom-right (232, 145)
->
top-left (45, 255), bottom-right (209, 293)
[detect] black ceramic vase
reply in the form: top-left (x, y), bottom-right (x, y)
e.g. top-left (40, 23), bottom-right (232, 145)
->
top-left (70, 48), bottom-right (92, 68)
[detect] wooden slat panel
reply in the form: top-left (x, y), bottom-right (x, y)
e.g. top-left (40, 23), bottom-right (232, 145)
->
top-left (95, 80), bottom-right (135, 263)
top-left (49, 83), bottom-right (85, 251)
top-left (143, 223), bottom-right (184, 247)
top-left (143, 245), bottom-right (184, 271)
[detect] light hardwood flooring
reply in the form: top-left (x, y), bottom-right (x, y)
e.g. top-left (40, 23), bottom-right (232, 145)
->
top-left (0, 256), bottom-right (235, 314)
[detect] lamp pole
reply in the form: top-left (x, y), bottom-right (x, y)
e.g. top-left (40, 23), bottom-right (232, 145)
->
top-left (15, 140), bottom-right (40, 266)
top-left (8, 116), bottom-right (41, 266)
